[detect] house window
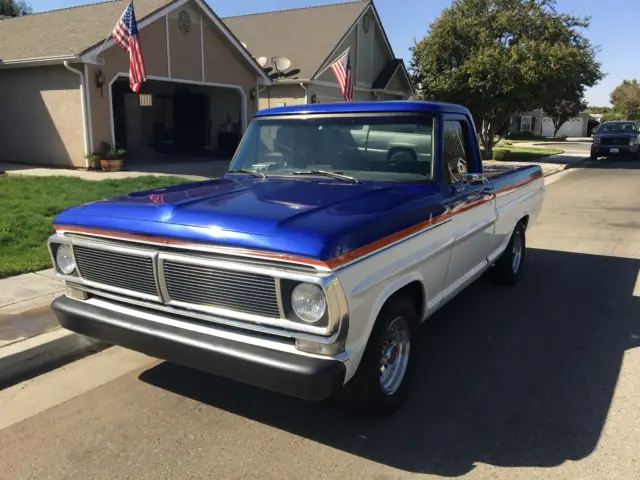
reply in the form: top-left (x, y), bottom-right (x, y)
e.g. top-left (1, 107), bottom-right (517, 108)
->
top-left (520, 116), bottom-right (532, 132)
top-left (139, 94), bottom-right (152, 107)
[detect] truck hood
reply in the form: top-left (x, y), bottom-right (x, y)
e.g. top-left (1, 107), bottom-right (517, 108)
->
top-left (54, 177), bottom-right (443, 261)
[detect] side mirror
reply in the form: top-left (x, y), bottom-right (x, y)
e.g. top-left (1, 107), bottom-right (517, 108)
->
top-left (464, 173), bottom-right (486, 185)
top-left (453, 173), bottom-right (486, 193)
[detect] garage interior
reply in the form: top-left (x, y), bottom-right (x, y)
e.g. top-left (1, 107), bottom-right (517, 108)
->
top-left (111, 78), bottom-right (243, 163)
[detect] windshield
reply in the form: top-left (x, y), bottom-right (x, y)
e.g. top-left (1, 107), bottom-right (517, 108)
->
top-left (599, 123), bottom-right (638, 134)
top-left (228, 114), bottom-right (434, 183)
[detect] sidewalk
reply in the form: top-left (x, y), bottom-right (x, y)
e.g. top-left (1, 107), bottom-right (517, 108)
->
top-left (484, 150), bottom-right (588, 177)
top-left (0, 161), bottom-right (216, 182)
top-left (0, 270), bottom-right (101, 386)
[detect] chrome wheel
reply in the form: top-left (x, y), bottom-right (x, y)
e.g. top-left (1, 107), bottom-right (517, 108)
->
top-left (512, 231), bottom-right (523, 273)
top-left (380, 316), bottom-right (411, 395)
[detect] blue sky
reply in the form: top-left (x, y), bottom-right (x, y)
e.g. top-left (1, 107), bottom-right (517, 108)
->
top-left (31, 0), bottom-right (640, 106)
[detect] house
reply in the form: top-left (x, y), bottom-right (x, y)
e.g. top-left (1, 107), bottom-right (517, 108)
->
top-left (223, 0), bottom-right (415, 109)
top-left (0, 0), bottom-right (272, 168)
top-left (0, 0), bottom-right (414, 169)
top-left (509, 109), bottom-right (591, 138)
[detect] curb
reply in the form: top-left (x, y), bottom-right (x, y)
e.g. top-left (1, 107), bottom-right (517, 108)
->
top-left (0, 327), bottom-right (108, 388)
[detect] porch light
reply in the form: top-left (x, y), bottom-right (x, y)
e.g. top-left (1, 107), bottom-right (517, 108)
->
top-left (95, 70), bottom-right (105, 97)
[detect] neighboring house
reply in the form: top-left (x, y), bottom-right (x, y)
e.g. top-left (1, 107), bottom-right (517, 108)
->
top-left (509, 109), bottom-right (590, 137)
top-left (0, 0), bottom-right (271, 168)
top-left (224, 1), bottom-right (415, 109)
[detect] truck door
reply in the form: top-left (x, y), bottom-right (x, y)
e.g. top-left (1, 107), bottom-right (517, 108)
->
top-left (441, 116), bottom-right (497, 299)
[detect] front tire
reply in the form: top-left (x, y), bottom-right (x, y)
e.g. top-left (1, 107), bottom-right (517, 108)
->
top-left (493, 221), bottom-right (526, 286)
top-left (341, 297), bottom-right (419, 416)
top-left (590, 151), bottom-right (598, 162)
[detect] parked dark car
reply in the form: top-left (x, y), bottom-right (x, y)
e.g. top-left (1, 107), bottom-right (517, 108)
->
top-left (591, 121), bottom-right (640, 160)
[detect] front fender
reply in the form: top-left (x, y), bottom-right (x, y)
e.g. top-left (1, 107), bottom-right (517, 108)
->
top-left (340, 270), bottom-right (426, 381)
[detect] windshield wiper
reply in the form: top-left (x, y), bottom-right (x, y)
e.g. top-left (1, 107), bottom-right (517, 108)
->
top-left (290, 170), bottom-right (360, 184)
top-left (227, 169), bottom-right (267, 179)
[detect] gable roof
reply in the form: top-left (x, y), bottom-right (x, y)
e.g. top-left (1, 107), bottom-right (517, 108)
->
top-left (0, 0), bottom-right (270, 81)
top-left (223, 1), bottom-right (368, 81)
top-left (0, 0), bottom-right (171, 63)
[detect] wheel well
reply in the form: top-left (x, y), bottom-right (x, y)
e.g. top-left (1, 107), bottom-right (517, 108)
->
top-left (384, 281), bottom-right (425, 319)
top-left (387, 146), bottom-right (417, 162)
top-left (520, 215), bottom-right (530, 230)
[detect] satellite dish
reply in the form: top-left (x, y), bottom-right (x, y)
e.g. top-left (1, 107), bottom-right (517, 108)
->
top-left (256, 56), bottom-right (268, 68)
top-left (272, 56), bottom-right (292, 73)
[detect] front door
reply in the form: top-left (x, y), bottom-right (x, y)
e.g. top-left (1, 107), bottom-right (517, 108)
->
top-left (441, 117), bottom-right (497, 299)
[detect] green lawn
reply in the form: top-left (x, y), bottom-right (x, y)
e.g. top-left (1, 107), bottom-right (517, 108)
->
top-left (492, 146), bottom-right (564, 162)
top-left (0, 175), bottom-right (191, 279)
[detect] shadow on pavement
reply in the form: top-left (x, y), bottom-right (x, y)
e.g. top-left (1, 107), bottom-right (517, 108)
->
top-left (578, 157), bottom-right (640, 170)
top-left (140, 248), bottom-right (640, 476)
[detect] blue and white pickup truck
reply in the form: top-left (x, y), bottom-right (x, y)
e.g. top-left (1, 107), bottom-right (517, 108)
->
top-left (49, 101), bottom-right (544, 415)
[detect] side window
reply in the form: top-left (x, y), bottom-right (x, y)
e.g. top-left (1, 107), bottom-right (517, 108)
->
top-left (443, 120), bottom-right (471, 184)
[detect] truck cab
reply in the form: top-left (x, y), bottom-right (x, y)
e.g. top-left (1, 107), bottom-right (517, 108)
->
top-left (49, 101), bottom-right (544, 415)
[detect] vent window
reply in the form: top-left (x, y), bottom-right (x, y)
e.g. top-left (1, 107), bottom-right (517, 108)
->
top-left (178, 10), bottom-right (191, 34)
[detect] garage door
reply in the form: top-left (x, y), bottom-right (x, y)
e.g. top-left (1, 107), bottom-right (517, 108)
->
top-left (542, 117), bottom-right (584, 137)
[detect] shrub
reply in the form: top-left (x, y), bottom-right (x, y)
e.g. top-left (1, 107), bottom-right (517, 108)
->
top-left (84, 153), bottom-right (100, 170)
top-left (493, 149), bottom-right (510, 160)
top-left (551, 135), bottom-right (568, 141)
top-left (506, 131), bottom-right (546, 141)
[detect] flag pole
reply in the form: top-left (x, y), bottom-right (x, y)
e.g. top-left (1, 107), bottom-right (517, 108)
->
top-left (315, 47), bottom-right (350, 78)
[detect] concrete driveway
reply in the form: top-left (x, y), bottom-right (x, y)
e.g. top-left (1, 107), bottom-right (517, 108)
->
top-left (1, 162), bottom-right (639, 479)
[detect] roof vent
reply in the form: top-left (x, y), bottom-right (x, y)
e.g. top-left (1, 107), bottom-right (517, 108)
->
top-left (178, 10), bottom-right (191, 34)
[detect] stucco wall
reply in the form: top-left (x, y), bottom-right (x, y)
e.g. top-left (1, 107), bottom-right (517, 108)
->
top-left (258, 84), bottom-right (307, 110)
top-left (88, 1), bottom-right (258, 150)
top-left (0, 65), bottom-right (85, 167)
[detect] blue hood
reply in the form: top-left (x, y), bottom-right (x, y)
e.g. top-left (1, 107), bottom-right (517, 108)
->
top-left (54, 177), bottom-right (444, 261)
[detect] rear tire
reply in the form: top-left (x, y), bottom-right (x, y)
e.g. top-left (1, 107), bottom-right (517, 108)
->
top-left (341, 297), bottom-right (419, 417)
top-left (493, 221), bottom-right (526, 286)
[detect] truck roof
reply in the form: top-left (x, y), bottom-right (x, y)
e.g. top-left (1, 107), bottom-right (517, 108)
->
top-left (254, 100), bottom-right (471, 118)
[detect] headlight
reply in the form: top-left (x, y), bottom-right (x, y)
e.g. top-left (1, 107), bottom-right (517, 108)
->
top-left (56, 244), bottom-right (76, 275)
top-left (631, 137), bottom-right (638, 145)
top-left (291, 283), bottom-right (326, 324)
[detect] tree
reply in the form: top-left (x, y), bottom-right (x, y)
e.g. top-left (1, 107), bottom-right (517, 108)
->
top-left (542, 98), bottom-right (588, 137)
top-left (0, 0), bottom-right (31, 16)
top-left (610, 79), bottom-right (640, 120)
top-left (411, 0), bottom-right (604, 159)
top-left (583, 106), bottom-right (612, 115)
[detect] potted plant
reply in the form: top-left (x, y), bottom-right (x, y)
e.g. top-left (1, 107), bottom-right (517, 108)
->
top-left (100, 145), bottom-right (126, 172)
top-left (85, 153), bottom-right (100, 171)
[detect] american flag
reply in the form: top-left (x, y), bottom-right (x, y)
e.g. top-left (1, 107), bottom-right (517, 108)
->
top-left (111, 1), bottom-right (147, 93)
top-left (330, 48), bottom-right (354, 102)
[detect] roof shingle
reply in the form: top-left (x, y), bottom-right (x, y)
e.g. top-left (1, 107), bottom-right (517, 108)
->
top-left (0, 0), bottom-right (172, 62)
top-left (223, 1), bottom-right (368, 80)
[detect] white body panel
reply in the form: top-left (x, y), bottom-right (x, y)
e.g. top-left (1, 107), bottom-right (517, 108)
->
top-left (337, 176), bottom-right (544, 381)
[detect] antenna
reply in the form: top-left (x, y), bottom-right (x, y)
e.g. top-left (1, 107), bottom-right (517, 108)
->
top-left (272, 56), bottom-right (292, 74)
top-left (256, 56), bottom-right (268, 68)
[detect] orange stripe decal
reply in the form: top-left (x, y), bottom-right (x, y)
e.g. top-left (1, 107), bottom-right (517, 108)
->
top-left (55, 172), bottom-right (542, 271)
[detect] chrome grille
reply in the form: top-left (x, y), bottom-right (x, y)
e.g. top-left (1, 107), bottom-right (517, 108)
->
top-left (73, 246), bottom-right (158, 296)
top-left (601, 137), bottom-right (629, 146)
top-left (163, 261), bottom-right (280, 318)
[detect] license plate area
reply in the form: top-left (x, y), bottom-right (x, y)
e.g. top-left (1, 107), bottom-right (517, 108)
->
top-left (610, 148), bottom-right (619, 153)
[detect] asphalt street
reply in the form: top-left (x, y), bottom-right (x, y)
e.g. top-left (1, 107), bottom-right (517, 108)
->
top-left (1, 158), bottom-right (639, 480)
